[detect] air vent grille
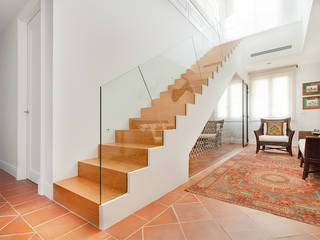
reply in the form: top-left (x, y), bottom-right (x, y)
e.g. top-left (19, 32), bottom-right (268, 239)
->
top-left (250, 45), bottom-right (292, 57)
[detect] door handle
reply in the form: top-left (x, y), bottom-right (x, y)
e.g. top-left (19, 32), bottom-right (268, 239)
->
top-left (24, 110), bottom-right (30, 114)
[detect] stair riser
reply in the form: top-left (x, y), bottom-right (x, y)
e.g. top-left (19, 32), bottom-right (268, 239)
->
top-left (141, 104), bottom-right (186, 119)
top-left (78, 162), bottom-right (127, 192)
top-left (129, 118), bottom-right (176, 130)
top-left (175, 78), bottom-right (208, 86)
top-left (181, 73), bottom-right (212, 82)
top-left (190, 64), bottom-right (219, 74)
top-left (158, 91), bottom-right (195, 105)
top-left (168, 85), bottom-right (202, 94)
top-left (54, 184), bottom-right (99, 226)
top-left (98, 144), bottom-right (148, 166)
top-left (115, 130), bottom-right (163, 146)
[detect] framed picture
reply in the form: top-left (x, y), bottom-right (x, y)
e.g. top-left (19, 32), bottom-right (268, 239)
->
top-left (303, 96), bottom-right (320, 109)
top-left (303, 81), bottom-right (320, 95)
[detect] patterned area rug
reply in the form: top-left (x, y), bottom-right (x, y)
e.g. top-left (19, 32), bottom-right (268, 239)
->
top-left (187, 146), bottom-right (320, 226)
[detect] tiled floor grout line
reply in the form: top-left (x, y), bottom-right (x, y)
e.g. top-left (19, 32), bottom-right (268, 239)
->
top-left (20, 202), bottom-right (55, 216)
top-left (132, 213), bottom-right (149, 222)
top-left (193, 193), bottom-right (232, 240)
top-left (124, 203), bottom-right (173, 240)
top-left (10, 194), bottom-right (43, 208)
top-left (0, 216), bottom-right (18, 232)
top-left (14, 195), bottom-right (49, 209)
top-left (55, 222), bottom-right (88, 240)
top-left (171, 205), bottom-right (188, 240)
top-left (33, 212), bottom-right (70, 228)
top-left (0, 192), bottom-right (43, 239)
top-left (27, 233), bottom-right (35, 240)
top-left (2, 184), bottom-right (97, 240)
top-left (142, 226), bottom-right (145, 240)
top-left (21, 215), bottom-right (44, 240)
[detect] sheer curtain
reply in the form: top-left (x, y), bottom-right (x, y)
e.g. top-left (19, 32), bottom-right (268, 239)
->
top-left (217, 78), bottom-right (242, 120)
top-left (249, 67), bottom-right (295, 120)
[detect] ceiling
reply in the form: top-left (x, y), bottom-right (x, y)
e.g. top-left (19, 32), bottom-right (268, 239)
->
top-left (244, 0), bottom-right (320, 72)
top-left (0, 0), bottom-right (29, 34)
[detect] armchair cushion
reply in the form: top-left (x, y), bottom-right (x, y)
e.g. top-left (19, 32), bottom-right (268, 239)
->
top-left (266, 122), bottom-right (284, 136)
top-left (298, 139), bottom-right (306, 156)
top-left (259, 135), bottom-right (289, 142)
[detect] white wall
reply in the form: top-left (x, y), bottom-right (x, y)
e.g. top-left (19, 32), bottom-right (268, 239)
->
top-left (294, 62), bottom-right (320, 140)
top-left (0, 19), bottom-right (18, 177)
top-left (52, 0), bottom-right (198, 181)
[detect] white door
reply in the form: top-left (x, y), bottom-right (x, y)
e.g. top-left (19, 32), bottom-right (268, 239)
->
top-left (26, 11), bottom-right (41, 184)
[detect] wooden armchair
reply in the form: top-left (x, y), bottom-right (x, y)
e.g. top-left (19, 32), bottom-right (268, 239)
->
top-left (254, 118), bottom-right (295, 156)
top-left (298, 131), bottom-right (320, 179)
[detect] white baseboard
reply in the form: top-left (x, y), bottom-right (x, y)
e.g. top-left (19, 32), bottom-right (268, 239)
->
top-left (0, 160), bottom-right (17, 178)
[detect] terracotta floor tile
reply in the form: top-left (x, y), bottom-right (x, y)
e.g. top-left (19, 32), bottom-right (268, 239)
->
top-left (59, 223), bottom-right (108, 240)
top-left (249, 212), bottom-right (290, 226)
top-left (0, 233), bottom-right (34, 239)
top-left (173, 202), bottom-right (210, 222)
top-left (228, 230), bottom-right (271, 240)
top-left (181, 220), bottom-right (230, 240)
top-left (144, 224), bottom-right (185, 240)
top-left (30, 233), bottom-right (42, 240)
top-left (0, 216), bottom-right (15, 229)
top-left (146, 207), bottom-right (178, 226)
top-left (23, 203), bottom-right (68, 227)
top-left (14, 196), bottom-right (52, 215)
top-left (253, 219), bottom-right (309, 238)
top-left (105, 214), bottom-right (147, 240)
top-left (0, 217), bottom-right (33, 235)
top-left (175, 193), bottom-right (199, 204)
top-left (35, 213), bottom-right (86, 240)
top-left (217, 215), bottom-right (259, 233)
top-left (157, 191), bottom-right (186, 206)
top-left (127, 229), bottom-right (143, 240)
top-left (299, 223), bottom-right (320, 234)
top-left (202, 198), bottom-right (246, 219)
top-left (1, 185), bottom-right (36, 198)
top-left (272, 234), bottom-right (318, 240)
top-left (171, 185), bottom-right (189, 196)
top-left (237, 205), bottom-right (266, 216)
top-left (0, 204), bottom-right (17, 216)
top-left (6, 192), bottom-right (40, 206)
top-left (0, 196), bottom-right (6, 203)
top-left (134, 201), bottom-right (167, 221)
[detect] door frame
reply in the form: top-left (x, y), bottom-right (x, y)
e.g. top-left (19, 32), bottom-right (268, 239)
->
top-left (17, 0), bottom-right (53, 198)
top-left (242, 80), bottom-right (249, 147)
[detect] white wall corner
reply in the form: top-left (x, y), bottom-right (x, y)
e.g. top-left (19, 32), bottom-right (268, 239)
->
top-left (0, 160), bottom-right (17, 178)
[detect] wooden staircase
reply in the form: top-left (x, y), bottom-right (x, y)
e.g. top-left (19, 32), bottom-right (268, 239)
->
top-left (53, 40), bottom-right (239, 227)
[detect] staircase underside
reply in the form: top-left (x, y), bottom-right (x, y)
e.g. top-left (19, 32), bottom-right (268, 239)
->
top-left (53, 40), bottom-right (240, 228)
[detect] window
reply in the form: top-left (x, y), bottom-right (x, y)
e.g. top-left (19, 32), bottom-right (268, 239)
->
top-left (217, 78), bottom-right (243, 120)
top-left (249, 69), bottom-right (295, 120)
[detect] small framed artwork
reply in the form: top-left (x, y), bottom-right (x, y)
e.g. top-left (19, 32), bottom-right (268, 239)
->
top-left (303, 81), bottom-right (320, 95)
top-left (303, 96), bottom-right (320, 109)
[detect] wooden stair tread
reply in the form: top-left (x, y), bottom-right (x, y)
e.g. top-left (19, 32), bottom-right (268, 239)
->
top-left (103, 142), bottom-right (159, 149)
top-left (116, 129), bottom-right (163, 133)
top-left (54, 177), bottom-right (124, 204)
top-left (129, 118), bottom-right (176, 130)
top-left (80, 158), bottom-right (145, 173)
